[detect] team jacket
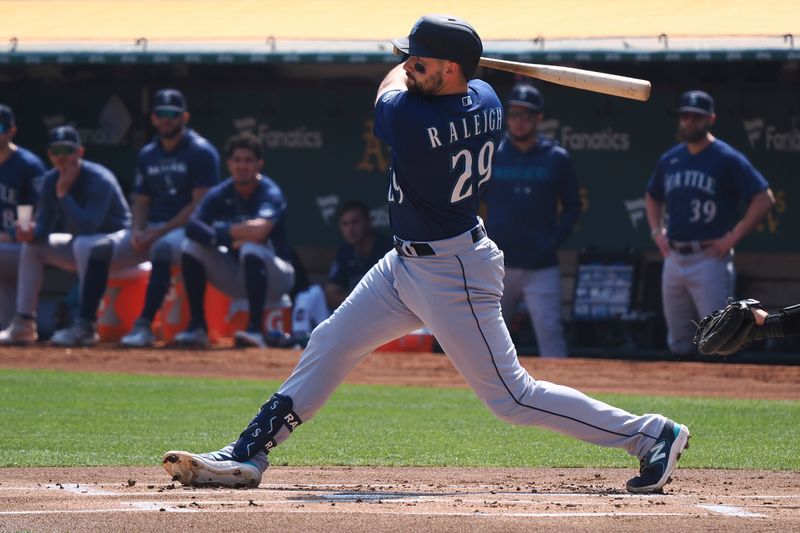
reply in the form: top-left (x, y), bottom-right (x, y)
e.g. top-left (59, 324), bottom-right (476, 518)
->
top-left (484, 134), bottom-right (581, 270)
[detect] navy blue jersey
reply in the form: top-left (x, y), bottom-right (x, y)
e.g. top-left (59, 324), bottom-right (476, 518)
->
top-left (374, 80), bottom-right (504, 241)
top-left (193, 175), bottom-right (291, 261)
top-left (135, 129), bottom-right (221, 223)
top-left (647, 139), bottom-right (769, 241)
top-left (327, 233), bottom-right (393, 292)
top-left (0, 146), bottom-right (45, 233)
top-left (485, 134), bottom-right (581, 269)
top-left (34, 160), bottom-right (131, 240)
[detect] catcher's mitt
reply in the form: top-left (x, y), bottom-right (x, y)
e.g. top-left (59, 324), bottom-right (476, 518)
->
top-left (693, 298), bottom-right (763, 355)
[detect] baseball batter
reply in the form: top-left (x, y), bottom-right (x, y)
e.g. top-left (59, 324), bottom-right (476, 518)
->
top-left (645, 90), bottom-right (775, 354)
top-left (164, 15), bottom-right (690, 494)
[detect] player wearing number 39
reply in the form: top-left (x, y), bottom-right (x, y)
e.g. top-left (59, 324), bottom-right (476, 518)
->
top-left (163, 15), bottom-right (690, 495)
top-left (645, 90), bottom-right (774, 355)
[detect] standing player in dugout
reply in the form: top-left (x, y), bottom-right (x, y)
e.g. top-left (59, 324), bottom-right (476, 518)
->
top-left (645, 90), bottom-right (774, 355)
top-left (163, 14), bottom-right (690, 494)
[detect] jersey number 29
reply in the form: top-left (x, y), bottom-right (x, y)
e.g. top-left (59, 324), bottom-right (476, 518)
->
top-left (450, 140), bottom-right (495, 204)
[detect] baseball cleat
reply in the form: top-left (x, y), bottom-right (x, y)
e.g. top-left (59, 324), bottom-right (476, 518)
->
top-left (234, 329), bottom-right (267, 348)
top-left (172, 327), bottom-right (209, 348)
top-left (0, 316), bottom-right (38, 346)
top-left (120, 319), bottom-right (155, 348)
top-left (626, 420), bottom-right (691, 493)
top-left (162, 444), bottom-right (268, 488)
top-left (51, 319), bottom-right (99, 347)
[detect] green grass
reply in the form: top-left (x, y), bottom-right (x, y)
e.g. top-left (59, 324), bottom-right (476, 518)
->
top-left (1, 368), bottom-right (798, 469)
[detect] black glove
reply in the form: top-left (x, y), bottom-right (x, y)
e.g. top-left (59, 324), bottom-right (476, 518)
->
top-left (693, 298), bottom-right (764, 355)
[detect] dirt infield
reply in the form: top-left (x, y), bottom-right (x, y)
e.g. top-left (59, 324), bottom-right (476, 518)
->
top-left (1, 466), bottom-right (799, 532)
top-left (1, 346), bottom-right (799, 531)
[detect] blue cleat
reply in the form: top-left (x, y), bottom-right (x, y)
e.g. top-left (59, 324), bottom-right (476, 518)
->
top-left (626, 420), bottom-right (691, 493)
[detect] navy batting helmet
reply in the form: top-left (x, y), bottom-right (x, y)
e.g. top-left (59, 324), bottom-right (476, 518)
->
top-left (507, 84), bottom-right (543, 113)
top-left (391, 15), bottom-right (483, 79)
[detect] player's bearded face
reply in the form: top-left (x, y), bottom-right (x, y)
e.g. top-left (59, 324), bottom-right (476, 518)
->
top-left (403, 57), bottom-right (446, 95)
top-left (678, 112), bottom-right (712, 143)
top-left (152, 112), bottom-right (186, 140)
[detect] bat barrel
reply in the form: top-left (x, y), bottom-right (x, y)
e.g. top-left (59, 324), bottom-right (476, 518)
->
top-left (478, 57), bottom-right (651, 102)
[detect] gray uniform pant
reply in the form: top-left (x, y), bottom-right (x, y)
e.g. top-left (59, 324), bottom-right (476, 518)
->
top-left (275, 227), bottom-right (665, 460)
top-left (501, 266), bottom-right (568, 358)
top-left (111, 226), bottom-right (187, 267)
top-left (182, 240), bottom-right (295, 306)
top-left (662, 250), bottom-right (735, 354)
top-left (0, 243), bottom-right (21, 327)
top-left (15, 227), bottom-right (185, 317)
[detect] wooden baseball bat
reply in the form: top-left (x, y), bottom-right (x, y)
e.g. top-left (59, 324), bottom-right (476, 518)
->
top-left (392, 46), bottom-right (651, 101)
top-left (478, 57), bottom-right (651, 102)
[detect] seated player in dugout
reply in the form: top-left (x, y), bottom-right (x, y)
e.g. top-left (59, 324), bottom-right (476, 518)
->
top-left (172, 132), bottom-right (295, 348)
top-left (0, 126), bottom-right (132, 346)
top-left (118, 88), bottom-right (221, 347)
top-left (0, 104), bottom-right (46, 330)
top-left (291, 200), bottom-right (393, 339)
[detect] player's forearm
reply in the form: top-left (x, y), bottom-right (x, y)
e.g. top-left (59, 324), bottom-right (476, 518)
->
top-left (375, 64), bottom-right (407, 105)
top-left (644, 194), bottom-right (665, 236)
top-left (131, 195), bottom-right (151, 231)
top-left (729, 189), bottom-right (775, 244)
top-left (59, 192), bottom-right (110, 234)
top-left (161, 199), bottom-right (201, 233)
top-left (757, 303), bottom-right (800, 339)
top-left (230, 218), bottom-right (273, 243)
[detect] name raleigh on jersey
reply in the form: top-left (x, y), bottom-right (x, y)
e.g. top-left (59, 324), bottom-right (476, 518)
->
top-left (425, 105), bottom-right (504, 148)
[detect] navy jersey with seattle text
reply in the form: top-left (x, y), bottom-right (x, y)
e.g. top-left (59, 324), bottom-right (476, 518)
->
top-left (34, 160), bottom-right (131, 240)
top-left (193, 175), bottom-right (291, 261)
top-left (374, 80), bottom-right (503, 241)
top-left (0, 146), bottom-right (45, 233)
top-left (485, 134), bottom-right (581, 269)
top-left (647, 139), bottom-right (768, 241)
top-left (135, 129), bottom-right (220, 223)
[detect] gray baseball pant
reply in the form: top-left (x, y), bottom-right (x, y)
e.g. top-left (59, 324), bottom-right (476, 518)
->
top-left (501, 265), bottom-right (568, 358)
top-left (17, 230), bottom-right (130, 315)
top-left (0, 243), bottom-right (21, 328)
top-left (111, 225), bottom-right (187, 266)
top-left (662, 251), bottom-right (734, 354)
top-left (181, 240), bottom-right (295, 306)
top-left (274, 230), bottom-right (666, 460)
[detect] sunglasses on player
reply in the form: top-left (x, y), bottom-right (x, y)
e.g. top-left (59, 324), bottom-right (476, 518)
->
top-left (49, 145), bottom-right (77, 156)
top-left (679, 111), bottom-right (708, 121)
top-left (0, 124), bottom-right (8, 134)
top-left (154, 109), bottom-right (182, 120)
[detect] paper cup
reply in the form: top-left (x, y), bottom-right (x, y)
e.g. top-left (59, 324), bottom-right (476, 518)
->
top-left (16, 205), bottom-right (33, 231)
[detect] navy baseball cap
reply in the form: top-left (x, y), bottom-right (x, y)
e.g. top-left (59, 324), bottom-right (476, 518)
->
top-left (47, 125), bottom-right (81, 148)
top-left (152, 89), bottom-right (187, 112)
top-left (678, 90), bottom-right (714, 115)
top-left (507, 84), bottom-right (543, 112)
top-left (0, 105), bottom-right (14, 131)
top-left (391, 14), bottom-right (483, 79)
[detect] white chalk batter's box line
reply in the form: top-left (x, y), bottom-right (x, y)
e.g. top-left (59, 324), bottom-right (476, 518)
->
top-left (0, 482), bottom-right (781, 518)
top-left (7, 483), bottom-right (798, 501)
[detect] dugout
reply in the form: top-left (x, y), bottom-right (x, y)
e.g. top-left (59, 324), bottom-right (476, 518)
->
top-left (1, 1), bottom-right (798, 355)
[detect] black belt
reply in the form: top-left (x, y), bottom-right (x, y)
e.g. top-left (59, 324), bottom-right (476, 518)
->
top-left (394, 225), bottom-right (486, 257)
top-left (669, 240), bottom-right (712, 255)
